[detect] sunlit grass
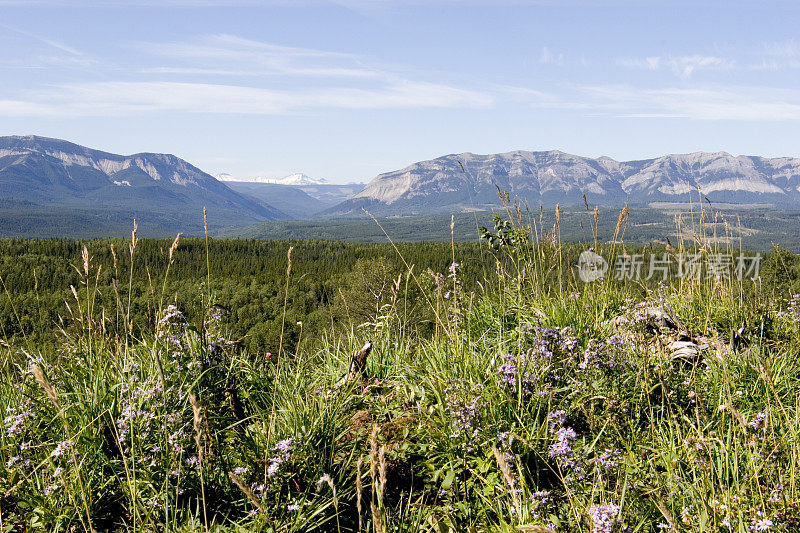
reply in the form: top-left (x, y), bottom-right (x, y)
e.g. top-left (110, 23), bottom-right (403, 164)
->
top-left (0, 208), bottom-right (798, 532)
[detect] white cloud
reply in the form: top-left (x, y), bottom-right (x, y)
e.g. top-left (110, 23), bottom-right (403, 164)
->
top-left (505, 81), bottom-right (800, 120)
top-left (134, 34), bottom-right (390, 80)
top-left (762, 38), bottom-right (800, 58)
top-left (580, 85), bottom-right (800, 120)
top-left (617, 54), bottom-right (733, 77)
top-left (0, 80), bottom-right (492, 117)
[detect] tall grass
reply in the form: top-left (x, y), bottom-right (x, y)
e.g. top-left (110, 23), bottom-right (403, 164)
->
top-left (0, 206), bottom-right (798, 532)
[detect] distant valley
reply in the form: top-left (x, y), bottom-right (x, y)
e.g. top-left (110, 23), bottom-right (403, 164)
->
top-left (224, 181), bottom-right (364, 219)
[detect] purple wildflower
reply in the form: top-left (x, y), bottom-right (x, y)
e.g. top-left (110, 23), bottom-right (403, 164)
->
top-left (51, 439), bottom-right (73, 458)
top-left (547, 410), bottom-right (566, 433)
top-left (274, 438), bottom-right (294, 453)
top-left (749, 412), bottom-right (767, 430)
top-left (265, 437), bottom-right (297, 477)
top-left (751, 518), bottom-right (773, 531)
top-left (597, 448), bottom-right (619, 469)
top-left (588, 504), bottom-right (620, 533)
top-left (549, 427), bottom-right (578, 470)
top-left (4, 400), bottom-right (36, 437)
top-left (444, 380), bottom-right (484, 447)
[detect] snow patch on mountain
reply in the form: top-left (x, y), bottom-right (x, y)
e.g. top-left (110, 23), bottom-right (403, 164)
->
top-left (218, 172), bottom-right (329, 186)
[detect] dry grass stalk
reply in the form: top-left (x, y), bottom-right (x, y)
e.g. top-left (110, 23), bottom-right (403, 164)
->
top-left (554, 203), bottom-right (561, 241)
top-left (316, 473), bottom-right (338, 514)
top-left (32, 364), bottom-right (68, 430)
top-left (492, 446), bottom-right (516, 489)
top-left (32, 364), bottom-right (59, 409)
top-left (720, 403), bottom-right (748, 431)
top-left (378, 445), bottom-right (388, 500)
top-left (69, 285), bottom-right (83, 323)
top-left (370, 501), bottom-right (384, 533)
top-left (3, 478), bottom-right (25, 498)
top-left (129, 219), bottom-right (138, 256)
top-left (110, 244), bottom-right (118, 272)
top-left (317, 472), bottom-right (336, 494)
top-left (515, 526), bottom-right (556, 532)
top-left (228, 471), bottom-right (266, 515)
top-left (356, 455), bottom-right (364, 532)
top-left (369, 424), bottom-right (379, 492)
top-left (190, 392), bottom-right (210, 533)
top-left (190, 392), bottom-right (203, 463)
top-left (189, 392), bottom-right (214, 465)
top-left (652, 497), bottom-right (677, 532)
top-left (168, 233), bottom-right (182, 265)
top-left (493, 445), bottom-right (520, 514)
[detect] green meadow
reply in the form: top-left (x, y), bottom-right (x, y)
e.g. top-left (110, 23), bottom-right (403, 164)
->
top-left (1, 210), bottom-right (799, 532)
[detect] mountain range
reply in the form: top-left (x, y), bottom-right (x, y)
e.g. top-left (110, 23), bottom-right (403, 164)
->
top-left (0, 135), bottom-right (285, 236)
top-left (326, 150), bottom-right (800, 216)
top-left (4, 136), bottom-right (800, 238)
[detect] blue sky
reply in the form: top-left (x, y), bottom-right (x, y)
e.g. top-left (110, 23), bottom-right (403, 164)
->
top-left (2, 0), bottom-right (800, 183)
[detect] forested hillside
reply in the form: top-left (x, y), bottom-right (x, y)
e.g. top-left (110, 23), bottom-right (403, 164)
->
top-left (0, 238), bottom-right (494, 354)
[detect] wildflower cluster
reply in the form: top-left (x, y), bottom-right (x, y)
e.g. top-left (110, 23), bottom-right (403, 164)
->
top-left (4, 399), bottom-right (36, 438)
top-left (749, 412), bottom-right (767, 431)
top-left (206, 306), bottom-right (236, 358)
top-left (579, 334), bottom-right (627, 371)
top-left (267, 438), bottom-right (295, 477)
top-left (3, 400), bottom-right (37, 473)
top-left (114, 304), bottom-right (238, 502)
top-left (444, 261), bottom-right (461, 300)
top-left (546, 409), bottom-right (581, 473)
top-left (588, 503), bottom-right (620, 533)
top-left (776, 294), bottom-right (800, 323)
top-left (444, 379), bottom-right (485, 450)
top-left (157, 305), bottom-right (201, 375)
top-left (497, 325), bottom-right (579, 395)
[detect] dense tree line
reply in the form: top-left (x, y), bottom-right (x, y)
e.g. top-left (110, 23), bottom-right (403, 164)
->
top-left (0, 238), bottom-right (495, 354)
top-left (2, 236), bottom-right (799, 357)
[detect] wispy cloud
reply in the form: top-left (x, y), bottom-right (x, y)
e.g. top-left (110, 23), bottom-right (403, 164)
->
top-left (0, 22), bottom-right (85, 56)
top-left (0, 22), bottom-right (99, 70)
top-left (617, 54), bottom-right (734, 77)
top-left (581, 85), bottom-right (800, 120)
top-left (505, 81), bottom-right (800, 120)
top-left (0, 80), bottom-right (492, 117)
top-left (0, 29), bottom-right (496, 116)
top-left (134, 33), bottom-right (389, 79)
top-left (619, 40), bottom-right (800, 76)
top-left (539, 46), bottom-right (565, 66)
top-left (762, 38), bottom-right (800, 59)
